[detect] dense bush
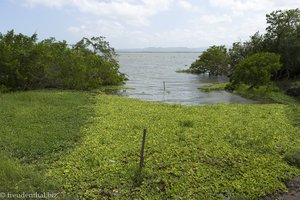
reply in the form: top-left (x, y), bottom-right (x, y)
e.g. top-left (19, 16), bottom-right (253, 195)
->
top-left (190, 45), bottom-right (230, 76)
top-left (231, 52), bottom-right (282, 89)
top-left (0, 30), bottom-right (125, 91)
top-left (188, 9), bottom-right (300, 81)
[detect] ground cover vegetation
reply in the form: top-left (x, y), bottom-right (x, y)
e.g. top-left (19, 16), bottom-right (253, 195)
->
top-left (201, 82), bottom-right (300, 105)
top-left (0, 30), bottom-right (125, 91)
top-left (47, 95), bottom-right (300, 199)
top-left (0, 91), bottom-right (93, 194)
top-left (1, 91), bottom-right (299, 199)
top-left (187, 9), bottom-right (300, 99)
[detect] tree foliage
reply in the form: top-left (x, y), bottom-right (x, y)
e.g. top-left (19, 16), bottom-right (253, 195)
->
top-left (264, 9), bottom-right (300, 78)
top-left (231, 52), bottom-right (282, 89)
top-left (228, 32), bottom-right (266, 68)
top-left (190, 45), bottom-right (230, 76)
top-left (265, 9), bottom-right (300, 51)
top-left (0, 30), bottom-right (125, 91)
top-left (189, 8), bottom-right (300, 83)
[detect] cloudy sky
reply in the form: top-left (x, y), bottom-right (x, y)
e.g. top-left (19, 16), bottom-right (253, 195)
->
top-left (0, 0), bottom-right (299, 49)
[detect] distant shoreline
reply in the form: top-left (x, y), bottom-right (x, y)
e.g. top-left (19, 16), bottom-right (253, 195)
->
top-left (116, 47), bottom-right (206, 53)
top-left (116, 51), bottom-right (202, 53)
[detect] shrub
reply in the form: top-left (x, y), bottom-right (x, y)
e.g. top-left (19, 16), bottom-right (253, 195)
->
top-left (231, 52), bottom-right (282, 89)
top-left (0, 30), bottom-right (125, 91)
top-left (190, 45), bottom-right (230, 76)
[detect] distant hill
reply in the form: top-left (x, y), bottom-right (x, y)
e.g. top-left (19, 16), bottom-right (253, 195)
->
top-left (117, 47), bottom-right (206, 53)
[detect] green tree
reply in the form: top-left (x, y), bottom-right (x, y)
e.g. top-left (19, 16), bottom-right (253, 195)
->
top-left (265, 9), bottom-right (300, 78)
top-left (231, 52), bottom-right (282, 89)
top-left (228, 42), bottom-right (247, 68)
top-left (265, 9), bottom-right (300, 51)
top-left (229, 32), bottom-right (266, 69)
top-left (0, 30), bottom-right (125, 91)
top-left (190, 45), bottom-right (230, 76)
top-left (72, 37), bottom-right (124, 86)
top-left (0, 30), bottom-right (39, 90)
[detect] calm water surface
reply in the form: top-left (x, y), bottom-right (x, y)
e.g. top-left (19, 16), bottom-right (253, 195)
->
top-left (118, 52), bottom-right (255, 105)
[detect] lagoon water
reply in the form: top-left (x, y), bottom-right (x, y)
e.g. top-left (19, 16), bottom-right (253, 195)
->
top-left (118, 52), bottom-right (255, 105)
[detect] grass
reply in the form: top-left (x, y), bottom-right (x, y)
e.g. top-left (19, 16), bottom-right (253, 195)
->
top-left (48, 95), bottom-right (300, 199)
top-left (1, 91), bottom-right (300, 199)
top-left (200, 81), bottom-right (300, 105)
top-left (0, 154), bottom-right (57, 193)
top-left (232, 83), bottom-right (299, 105)
top-left (200, 83), bottom-right (229, 92)
top-left (0, 90), bottom-right (93, 193)
top-left (176, 69), bottom-right (199, 74)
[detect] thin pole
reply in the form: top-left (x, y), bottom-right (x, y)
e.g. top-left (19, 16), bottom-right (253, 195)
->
top-left (163, 81), bottom-right (166, 91)
top-left (139, 128), bottom-right (147, 168)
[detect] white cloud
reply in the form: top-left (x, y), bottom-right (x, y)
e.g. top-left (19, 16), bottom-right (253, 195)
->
top-left (22, 0), bottom-right (174, 26)
top-left (67, 18), bottom-right (149, 47)
top-left (177, 0), bottom-right (200, 11)
top-left (17, 0), bottom-right (300, 48)
top-left (198, 14), bottom-right (232, 24)
top-left (209, 0), bottom-right (299, 15)
top-left (68, 19), bottom-right (125, 37)
top-left (22, 0), bottom-right (66, 7)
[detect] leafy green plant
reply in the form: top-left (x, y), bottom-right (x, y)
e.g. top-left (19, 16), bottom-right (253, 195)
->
top-left (0, 30), bottom-right (125, 91)
top-left (228, 83), bottom-right (299, 104)
top-left (0, 155), bottom-right (58, 192)
top-left (178, 120), bottom-right (194, 127)
top-left (190, 45), bottom-right (230, 76)
top-left (47, 94), bottom-right (300, 199)
top-left (1, 91), bottom-right (300, 199)
top-left (0, 90), bottom-right (93, 163)
top-left (231, 52), bottom-right (282, 89)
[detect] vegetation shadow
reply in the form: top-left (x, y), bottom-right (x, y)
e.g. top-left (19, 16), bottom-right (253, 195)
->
top-left (285, 105), bottom-right (300, 129)
top-left (0, 90), bottom-right (96, 194)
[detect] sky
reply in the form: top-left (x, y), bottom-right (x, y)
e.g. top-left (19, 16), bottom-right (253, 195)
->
top-left (0, 0), bottom-right (299, 49)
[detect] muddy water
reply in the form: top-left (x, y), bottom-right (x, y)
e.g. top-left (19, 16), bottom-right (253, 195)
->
top-left (118, 52), bottom-right (255, 105)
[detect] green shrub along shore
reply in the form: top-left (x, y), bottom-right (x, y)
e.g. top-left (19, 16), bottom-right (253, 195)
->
top-left (0, 90), bottom-right (300, 199)
top-left (200, 81), bottom-right (300, 105)
top-left (187, 9), bottom-right (300, 100)
top-left (0, 31), bottom-right (125, 91)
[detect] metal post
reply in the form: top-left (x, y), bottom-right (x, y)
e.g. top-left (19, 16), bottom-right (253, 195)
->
top-left (139, 128), bottom-right (147, 168)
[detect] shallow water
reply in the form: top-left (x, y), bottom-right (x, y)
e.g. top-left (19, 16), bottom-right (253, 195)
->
top-left (118, 52), bottom-right (255, 105)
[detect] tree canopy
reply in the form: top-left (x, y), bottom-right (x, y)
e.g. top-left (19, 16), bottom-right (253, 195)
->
top-left (188, 8), bottom-right (300, 85)
top-left (231, 52), bottom-right (282, 89)
top-left (265, 8), bottom-right (300, 78)
top-left (0, 30), bottom-right (125, 91)
top-left (190, 45), bottom-right (230, 76)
